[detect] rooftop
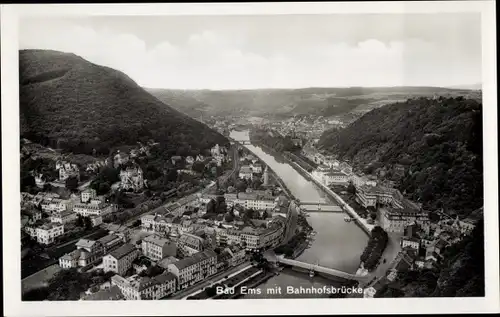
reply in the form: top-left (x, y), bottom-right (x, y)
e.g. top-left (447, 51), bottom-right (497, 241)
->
top-left (98, 234), bottom-right (121, 245)
top-left (169, 250), bottom-right (217, 270)
top-left (108, 243), bottom-right (137, 260)
top-left (143, 235), bottom-right (171, 247)
top-left (76, 238), bottom-right (97, 249)
top-left (81, 285), bottom-right (124, 301)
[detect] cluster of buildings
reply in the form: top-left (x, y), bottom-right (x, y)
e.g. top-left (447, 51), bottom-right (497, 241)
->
top-left (141, 202), bottom-right (288, 253)
top-left (222, 190), bottom-right (276, 210)
top-left (262, 115), bottom-right (345, 141)
top-left (304, 147), bottom-right (431, 235)
top-left (210, 144), bottom-right (229, 167)
top-left (363, 212), bottom-right (480, 298)
top-left (73, 203), bottom-right (277, 301)
top-left (59, 234), bottom-right (124, 269)
top-left (238, 162), bottom-right (266, 182)
top-left (21, 189), bottom-right (116, 244)
top-left (56, 160), bottom-right (80, 181)
top-left (119, 166), bottom-right (145, 192)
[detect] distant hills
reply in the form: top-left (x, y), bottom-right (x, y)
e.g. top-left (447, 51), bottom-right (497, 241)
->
top-left (19, 49), bottom-right (228, 156)
top-left (147, 86), bottom-right (482, 120)
top-left (318, 96), bottom-right (483, 218)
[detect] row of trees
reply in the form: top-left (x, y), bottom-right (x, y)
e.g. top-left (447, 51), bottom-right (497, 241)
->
top-left (360, 226), bottom-right (389, 271)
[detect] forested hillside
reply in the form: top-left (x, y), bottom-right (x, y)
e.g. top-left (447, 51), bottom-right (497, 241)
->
top-left (19, 49), bottom-right (228, 156)
top-left (318, 97), bottom-right (483, 218)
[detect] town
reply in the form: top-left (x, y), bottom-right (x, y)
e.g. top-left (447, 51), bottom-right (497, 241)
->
top-left (20, 108), bottom-right (482, 301)
top-left (21, 137), bottom-right (299, 300)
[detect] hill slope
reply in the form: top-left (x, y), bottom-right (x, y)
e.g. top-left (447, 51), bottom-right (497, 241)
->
top-left (19, 49), bottom-right (227, 155)
top-left (145, 88), bottom-right (211, 119)
top-left (318, 96), bottom-right (483, 218)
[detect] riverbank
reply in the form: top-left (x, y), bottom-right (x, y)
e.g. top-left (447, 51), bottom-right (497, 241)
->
top-left (286, 159), bottom-right (374, 235)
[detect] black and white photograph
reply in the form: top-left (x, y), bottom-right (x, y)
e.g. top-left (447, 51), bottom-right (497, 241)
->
top-left (2, 1), bottom-right (498, 316)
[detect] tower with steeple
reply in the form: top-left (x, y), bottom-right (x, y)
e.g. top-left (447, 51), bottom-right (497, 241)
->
top-left (263, 166), bottom-right (269, 186)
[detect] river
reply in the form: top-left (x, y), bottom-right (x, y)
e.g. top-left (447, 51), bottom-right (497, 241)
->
top-left (230, 130), bottom-right (369, 298)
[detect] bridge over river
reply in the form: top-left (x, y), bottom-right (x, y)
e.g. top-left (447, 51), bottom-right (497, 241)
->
top-left (299, 202), bottom-right (343, 212)
top-left (264, 251), bottom-right (370, 283)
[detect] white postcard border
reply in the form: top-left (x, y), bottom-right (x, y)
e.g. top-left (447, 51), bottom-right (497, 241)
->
top-left (2, 1), bottom-right (498, 316)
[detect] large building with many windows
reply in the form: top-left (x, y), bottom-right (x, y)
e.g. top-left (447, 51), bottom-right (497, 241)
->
top-left (223, 192), bottom-right (277, 210)
top-left (41, 198), bottom-right (73, 214)
top-left (32, 223), bottom-right (65, 245)
top-left (50, 210), bottom-right (77, 224)
top-left (73, 196), bottom-right (114, 217)
top-left (167, 250), bottom-right (217, 290)
top-left (355, 184), bottom-right (405, 209)
top-left (111, 273), bottom-right (177, 300)
top-left (177, 233), bottom-right (205, 256)
top-left (380, 201), bottom-right (430, 233)
top-left (103, 244), bottom-right (140, 276)
top-left (141, 235), bottom-right (177, 261)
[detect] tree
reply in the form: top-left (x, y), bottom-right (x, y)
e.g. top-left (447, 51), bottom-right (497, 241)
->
top-left (97, 182), bottom-right (111, 195)
top-left (206, 199), bottom-right (216, 214)
top-left (132, 219), bottom-right (141, 227)
top-left (235, 179), bottom-right (248, 192)
top-left (65, 176), bottom-right (79, 191)
top-left (83, 216), bottom-right (92, 230)
top-left (251, 178), bottom-right (263, 189)
top-left (347, 182), bottom-right (356, 195)
top-left (206, 285), bottom-right (217, 297)
top-left (224, 213), bottom-right (235, 222)
top-left (261, 210), bottom-right (269, 219)
top-left (192, 161), bottom-right (205, 173)
top-left (76, 214), bottom-right (84, 227)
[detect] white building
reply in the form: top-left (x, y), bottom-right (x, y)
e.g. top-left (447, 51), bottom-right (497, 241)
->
top-left (41, 198), bottom-right (72, 214)
top-left (178, 233), bottom-right (205, 255)
top-left (50, 210), bottom-right (78, 224)
top-left (167, 250), bottom-right (217, 290)
top-left (380, 204), bottom-right (430, 233)
top-left (103, 244), bottom-right (140, 276)
top-left (141, 235), bottom-right (177, 261)
top-left (73, 200), bottom-right (114, 217)
top-left (400, 236), bottom-right (420, 250)
top-left (81, 189), bottom-right (97, 203)
top-left (111, 273), bottom-right (176, 300)
top-left (34, 223), bottom-right (65, 245)
top-left (323, 170), bottom-right (349, 186)
top-left (120, 166), bottom-right (145, 192)
top-left (224, 192), bottom-right (277, 211)
top-left (250, 163), bottom-right (263, 174)
top-left (56, 161), bottom-right (80, 181)
top-left (238, 166), bottom-right (253, 181)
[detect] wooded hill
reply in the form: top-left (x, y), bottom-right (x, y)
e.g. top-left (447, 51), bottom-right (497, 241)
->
top-left (19, 49), bottom-right (228, 156)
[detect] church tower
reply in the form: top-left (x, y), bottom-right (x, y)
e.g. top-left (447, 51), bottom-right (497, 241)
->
top-left (263, 166), bottom-right (269, 186)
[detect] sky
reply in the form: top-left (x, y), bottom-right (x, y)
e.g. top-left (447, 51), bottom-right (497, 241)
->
top-left (18, 14), bottom-right (482, 90)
